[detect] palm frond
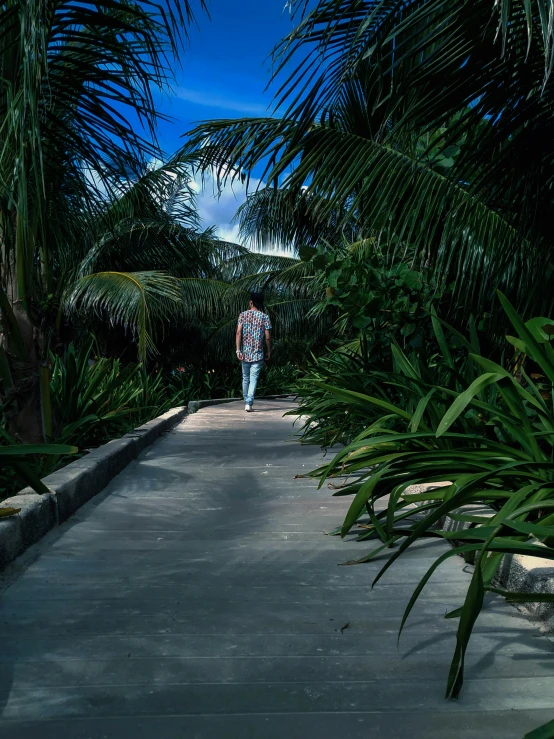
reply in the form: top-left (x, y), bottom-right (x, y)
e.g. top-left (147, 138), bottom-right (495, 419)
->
top-left (0, 0), bottom-right (207, 305)
top-left (100, 161), bottom-right (201, 230)
top-left (236, 186), bottom-right (357, 252)
top-left (218, 252), bottom-right (302, 282)
top-left (184, 115), bottom-right (543, 313)
top-left (78, 221), bottom-right (221, 279)
top-left (64, 271), bottom-right (183, 360)
top-left (179, 278), bottom-right (232, 322)
top-left (181, 0), bottom-right (554, 321)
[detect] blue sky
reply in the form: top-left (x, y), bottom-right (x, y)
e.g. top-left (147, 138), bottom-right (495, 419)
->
top-left (156, 1), bottom-right (297, 244)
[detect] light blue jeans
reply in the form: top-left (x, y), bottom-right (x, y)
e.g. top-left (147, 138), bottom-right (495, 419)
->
top-left (242, 360), bottom-right (264, 406)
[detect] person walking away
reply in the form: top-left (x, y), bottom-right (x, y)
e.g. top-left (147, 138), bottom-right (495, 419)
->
top-left (235, 292), bottom-right (271, 412)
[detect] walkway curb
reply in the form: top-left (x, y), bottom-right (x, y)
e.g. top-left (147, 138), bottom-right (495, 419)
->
top-left (0, 406), bottom-right (187, 569)
top-left (441, 505), bottom-right (554, 628)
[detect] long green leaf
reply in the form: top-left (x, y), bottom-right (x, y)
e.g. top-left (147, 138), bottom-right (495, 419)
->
top-left (436, 373), bottom-right (504, 437)
top-left (524, 719), bottom-right (554, 739)
top-left (341, 468), bottom-right (387, 537)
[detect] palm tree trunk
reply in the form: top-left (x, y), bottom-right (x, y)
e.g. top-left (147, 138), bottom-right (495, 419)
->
top-left (2, 265), bottom-right (46, 444)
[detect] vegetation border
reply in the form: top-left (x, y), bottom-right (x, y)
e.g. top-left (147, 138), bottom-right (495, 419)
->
top-left (0, 395), bottom-right (296, 570)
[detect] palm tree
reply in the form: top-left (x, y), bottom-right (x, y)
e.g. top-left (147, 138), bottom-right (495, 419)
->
top-left (61, 160), bottom-right (244, 362)
top-left (171, 248), bottom-right (331, 369)
top-left (58, 159), bottom-right (328, 370)
top-left (0, 0), bottom-right (206, 442)
top-left (234, 186), bottom-right (359, 253)
top-left (180, 0), bottom-right (554, 324)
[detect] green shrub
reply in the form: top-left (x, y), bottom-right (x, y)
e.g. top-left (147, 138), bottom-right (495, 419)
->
top-left (257, 363), bottom-right (301, 397)
top-left (1, 339), bottom-right (184, 498)
top-left (295, 293), bottom-right (554, 699)
top-left (170, 361), bottom-right (301, 402)
top-left (50, 338), bottom-right (184, 452)
top-left (0, 440), bottom-right (77, 503)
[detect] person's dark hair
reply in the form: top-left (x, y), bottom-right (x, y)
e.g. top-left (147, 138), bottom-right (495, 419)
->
top-left (250, 291), bottom-right (265, 311)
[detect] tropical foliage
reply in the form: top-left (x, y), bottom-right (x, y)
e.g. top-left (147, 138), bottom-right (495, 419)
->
top-left (0, 0), bottom-right (318, 460)
top-left (294, 294), bottom-right (554, 700)
top-left (0, 0), bottom-right (211, 443)
top-left (182, 0), bottom-right (554, 324)
top-left (0, 0), bottom-right (553, 734)
top-left (0, 441), bottom-right (77, 505)
top-left (173, 3), bottom-right (554, 732)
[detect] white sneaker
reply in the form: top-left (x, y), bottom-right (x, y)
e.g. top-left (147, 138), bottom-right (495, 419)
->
top-left (245, 404), bottom-right (252, 412)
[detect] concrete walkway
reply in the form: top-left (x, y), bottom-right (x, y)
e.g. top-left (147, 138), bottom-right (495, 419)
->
top-left (1, 399), bottom-right (554, 738)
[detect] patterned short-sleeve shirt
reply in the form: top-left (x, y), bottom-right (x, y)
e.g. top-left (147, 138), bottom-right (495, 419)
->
top-left (238, 309), bottom-right (271, 362)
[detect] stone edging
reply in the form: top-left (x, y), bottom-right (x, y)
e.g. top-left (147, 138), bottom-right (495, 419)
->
top-left (440, 504), bottom-right (554, 629)
top-left (0, 396), bottom-right (296, 570)
top-left (0, 406), bottom-right (187, 569)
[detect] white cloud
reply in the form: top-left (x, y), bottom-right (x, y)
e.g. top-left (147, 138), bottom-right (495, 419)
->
top-left (193, 170), bottom-right (261, 245)
top-left (216, 224), bottom-right (242, 243)
top-left (192, 170), bottom-right (291, 256)
top-left (97, 156), bottom-right (288, 254)
top-left (175, 87), bottom-right (271, 116)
